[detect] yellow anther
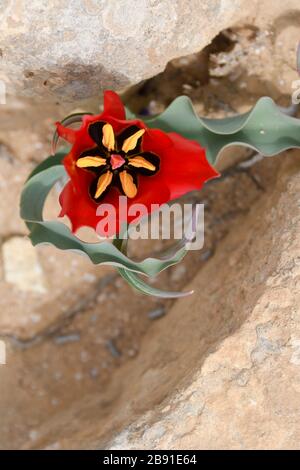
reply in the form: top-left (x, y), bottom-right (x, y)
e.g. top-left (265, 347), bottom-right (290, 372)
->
top-left (128, 156), bottom-right (156, 171)
top-left (119, 171), bottom-right (138, 198)
top-left (122, 129), bottom-right (145, 153)
top-left (102, 123), bottom-right (115, 151)
top-left (76, 156), bottom-right (107, 168)
top-left (94, 171), bottom-right (113, 199)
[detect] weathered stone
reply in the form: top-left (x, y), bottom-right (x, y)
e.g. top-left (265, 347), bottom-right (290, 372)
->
top-left (2, 236), bottom-right (46, 294)
top-left (105, 155), bottom-right (300, 451)
top-left (1, 0), bottom-right (298, 104)
top-left (0, 339), bottom-right (6, 364)
top-left (7, 151), bottom-right (296, 450)
top-left (0, 0), bottom-right (252, 101)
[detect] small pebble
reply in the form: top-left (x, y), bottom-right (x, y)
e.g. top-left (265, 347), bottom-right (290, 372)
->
top-left (127, 348), bottom-right (138, 358)
top-left (89, 313), bottom-right (98, 323)
top-left (44, 442), bottom-right (61, 450)
top-left (34, 142), bottom-right (43, 150)
top-left (54, 333), bottom-right (80, 345)
top-left (89, 367), bottom-right (99, 379)
top-left (182, 83), bottom-right (193, 91)
top-left (74, 372), bottom-right (83, 381)
top-left (106, 340), bottom-right (121, 358)
top-left (29, 430), bottom-right (38, 441)
top-left (80, 350), bottom-right (89, 362)
top-left (200, 249), bottom-right (213, 261)
top-left (53, 371), bottom-right (62, 381)
top-left (148, 306), bottom-right (166, 320)
top-left (82, 273), bottom-right (96, 283)
top-left (30, 313), bottom-right (41, 323)
top-left (97, 293), bottom-right (107, 303)
top-left (171, 264), bottom-right (187, 282)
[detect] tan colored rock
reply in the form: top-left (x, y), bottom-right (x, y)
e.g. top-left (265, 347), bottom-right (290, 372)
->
top-left (10, 151), bottom-right (297, 450)
top-left (0, 0), bottom-right (251, 101)
top-left (0, 340), bottom-right (6, 364)
top-left (0, 141), bottom-right (116, 340)
top-left (0, 0), bottom-right (299, 104)
top-left (105, 155), bottom-right (300, 450)
top-left (2, 236), bottom-right (46, 294)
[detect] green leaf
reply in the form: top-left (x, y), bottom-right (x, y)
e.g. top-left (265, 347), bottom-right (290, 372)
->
top-left (126, 96), bottom-right (300, 165)
top-left (22, 95), bottom-right (300, 298)
top-left (114, 237), bottom-right (193, 298)
top-left (27, 150), bottom-right (67, 180)
top-left (20, 157), bottom-right (189, 277)
top-left (51, 113), bottom-right (92, 155)
top-left (118, 267), bottom-right (193, 298)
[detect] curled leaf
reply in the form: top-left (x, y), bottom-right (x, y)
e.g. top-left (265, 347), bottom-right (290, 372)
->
top-left (52, 112), bottom-right (93, 155)
top-left (127, 96), bottom-right (300, 165)
top-left (20, 154), bottom-right (190, 277)
top-left (21, 95), bottom-right (300, 298)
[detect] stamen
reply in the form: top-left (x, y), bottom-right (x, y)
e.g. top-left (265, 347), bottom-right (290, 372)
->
top-left (76, 156), bottom-right (107, 168)
top-left (110, 154), bottom-right (125, 170)
top-left (122, 129), bottom-right (145, 153)
top-left (119, 171), bottom-right (137, 198)
top-left (102, 123), bottom-right (115, 151)
top-left (128, 156), bottom-right (156, 171)
top-left (94, 171), bottom-right (113, 199)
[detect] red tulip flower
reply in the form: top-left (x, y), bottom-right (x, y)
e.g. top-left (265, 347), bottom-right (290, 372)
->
top-left (56, 91), bottom-right (219, 236)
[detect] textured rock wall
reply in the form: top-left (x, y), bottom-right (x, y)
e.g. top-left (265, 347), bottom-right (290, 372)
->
top-left (18, 152), bottom-right (299, 450)
top-left (2, 0), bottom-right (299, 103)
top-left (0, 0), bottom-right (299, 115)
top-left (1, 0), bottom-right (256, 101)
top-left (106, 153), bottom-right (300, 450)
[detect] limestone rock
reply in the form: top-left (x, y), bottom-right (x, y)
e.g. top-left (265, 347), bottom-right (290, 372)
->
top-left (12, 152), bottom-right (299, 450)
top-left (1, 0), bottom-right (300, 104)
top-left (2, 236), bottom-right (46, 294)
top-left (0, 340), bottom-right (6, 364)
top-left (0, 0), bottom-right (253, 102)
top-left (106, 155), bottom-right (300, 450)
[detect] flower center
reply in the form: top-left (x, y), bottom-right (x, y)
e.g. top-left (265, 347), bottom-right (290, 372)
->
top-left (110, 153), bottom-right (125, 170)
top-left (76, 123), bottom-right (160, 201)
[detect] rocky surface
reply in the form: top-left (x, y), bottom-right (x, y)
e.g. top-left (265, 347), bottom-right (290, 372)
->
top-left (2, 236), bottom-right (46, 294)
top-left (0, 0), bottom-right (299, 104)
top-left (1, 142), bottom-right (287, 449)
top-left (108, 156), bottom-right (300, 450)
top-left (0, 0), bottom-right (299, 451)
top-left (0, 0), bottom-right (249, 102)
top-left (19, 151), bottom-right (300, 450)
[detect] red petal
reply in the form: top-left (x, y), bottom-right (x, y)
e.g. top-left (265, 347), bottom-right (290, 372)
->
top-left (59, 129), bottom-right (219, 237)
top-left (55, 122), bottom-right (77, 144)
top-left (55, 91), bottom-right (126, 151)
top-left (57, 91), bottom-right (219, 237)
top-left (102, 90), bottom-right (126, 121)
top-left (59, 117), bottom-right (146, 165)
top-left (59, 180), bottom-right (97, 233)
top-left (147, 132), bottom-right (219, 200)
